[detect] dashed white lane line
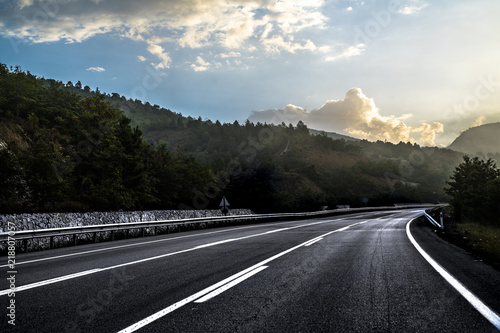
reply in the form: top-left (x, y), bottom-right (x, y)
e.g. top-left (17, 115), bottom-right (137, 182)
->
top-left (406, 218), bottom-right (500, 330)
top-left (116, 220), bottom-right (368, 333)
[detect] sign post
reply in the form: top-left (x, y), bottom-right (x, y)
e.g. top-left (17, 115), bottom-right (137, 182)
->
top-left (219, 196), bottom-right (230, 215)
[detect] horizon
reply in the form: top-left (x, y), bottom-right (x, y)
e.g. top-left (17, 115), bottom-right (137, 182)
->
top-left (1, 0), bottom-right (499, 146)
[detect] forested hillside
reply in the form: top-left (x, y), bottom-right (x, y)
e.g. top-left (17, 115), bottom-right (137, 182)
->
top-left (0, 64), bottom-right (465, 213)
top-left (0, 64), bottom-right (214, 213)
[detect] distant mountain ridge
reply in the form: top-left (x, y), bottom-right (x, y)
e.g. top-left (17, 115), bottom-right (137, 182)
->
top-left (448, 122), bottom-right (500, 156)
top-left (308, 129), bottom-right (360, 142)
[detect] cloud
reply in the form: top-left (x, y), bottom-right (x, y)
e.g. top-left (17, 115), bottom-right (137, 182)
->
top-left (324, 44), bottom-right (365, 62)
top-left (191, 56), bottom-right (210, 72)
top-left (219, 52), bottom-right (241, 58)
top-left (399, 5), bottom-right (427, 15)
top-left (249, 88), bottom-right (444, 146)
top-left (86, 66), bottom-right (106, 72)
top-left (261, 35), bottom-right (316, 54)
top-left (137, 55), bottom-right (146, 62)
top-left (472, 115), bottom-right (486, 127)
top-left (18, 0), bottom-right (34, 9)
top-left (147, 43), bottom-right (171, 69)
top-left (0, 0), bottom-right (329, 70)
top-left (398, 0), bottom-right (428, 15)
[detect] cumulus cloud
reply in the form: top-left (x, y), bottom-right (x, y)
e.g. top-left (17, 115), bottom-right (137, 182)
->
top-left (86, 66), bottom-right (106, 72)
top-left (0, 0), bottom-right (329, 69)
top-left (191, 56), bottom-right (210, 72)
top-left (248, 88), bottom-right (444, 146)
top-left (147, 43), bottom-right (171, 70)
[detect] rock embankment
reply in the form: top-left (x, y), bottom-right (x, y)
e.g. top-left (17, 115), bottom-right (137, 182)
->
top-left (0, 209), bottom-right (253, 252)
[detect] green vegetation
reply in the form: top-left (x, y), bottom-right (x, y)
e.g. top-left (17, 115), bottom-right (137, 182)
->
top-left (443, 156), bottom-right (500, 264)
top-left (449, 222), bottom-right (500, 264)
top-left (445, 156), bottom-right (500, 225)
top-left (0, 64), bottom-right (214, 212)
top-left (0, 63), bottom-right (468, 214)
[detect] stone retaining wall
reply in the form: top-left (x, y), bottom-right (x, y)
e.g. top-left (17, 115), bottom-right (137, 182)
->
top-left (0, 209), bottom-right (253, 252)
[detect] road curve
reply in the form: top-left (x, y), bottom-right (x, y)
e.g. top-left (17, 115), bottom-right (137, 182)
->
top-left (1, 209), bottom-right (499, 332)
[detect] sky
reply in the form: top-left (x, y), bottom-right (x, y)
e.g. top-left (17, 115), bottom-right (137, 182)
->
top-left (0, 0), bottom-right (499, 146)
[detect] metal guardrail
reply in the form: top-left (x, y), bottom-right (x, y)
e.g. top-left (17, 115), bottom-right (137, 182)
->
top-left (1, 204), bottom-right (440, 253)
top-left (423, 205), bottom-right (448, 230)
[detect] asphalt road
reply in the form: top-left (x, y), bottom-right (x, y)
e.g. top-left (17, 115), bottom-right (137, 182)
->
top-left (1, 209), bottom-right (499, 332)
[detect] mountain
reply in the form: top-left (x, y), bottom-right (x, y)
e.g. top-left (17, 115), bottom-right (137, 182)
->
top-left (448, 123), bottom-right (500, 157)
top-left (1, 63), bottom-right (466, 214)
top-left (308, 129), bottom-right (359, 142)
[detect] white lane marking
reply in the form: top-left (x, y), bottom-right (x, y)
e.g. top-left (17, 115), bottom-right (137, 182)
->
top-left (194, 239), bottom-right (237, 249)
top-left (0, 245), bottom-right (200, 296)
top-left (1, 216), bottom-right (361, 268)
top-left (0, 218), bottom-right (367, 296)
top-left (116, 219), bottom-right (368, 333)
top-left (406, 218), bottom-right (500, 330)
top-left (194, 266), bottom-right (268, 303)
top-left (304, 238), bottom-right (323, 247)
top-left (0, 226), bottom-right (256, 268)
top-left (0, 269), bottom-right (102, 296)
top-left (115, 264), bottom-right (270, 333)
top-left (265, 228), bottom-right (290, 234)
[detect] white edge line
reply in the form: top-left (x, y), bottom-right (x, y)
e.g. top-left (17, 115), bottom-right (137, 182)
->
top-left (194, 266), bottom-right (268, 303)
top-left (406, 218), bottom-right (500, 330)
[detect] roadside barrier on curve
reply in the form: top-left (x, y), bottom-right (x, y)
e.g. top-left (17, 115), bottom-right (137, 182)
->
top-left (1, 204), bottom-right (441, 253)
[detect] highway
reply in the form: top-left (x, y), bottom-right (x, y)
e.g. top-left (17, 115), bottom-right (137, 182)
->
top-left (1, 209), bottom-right (499, 332)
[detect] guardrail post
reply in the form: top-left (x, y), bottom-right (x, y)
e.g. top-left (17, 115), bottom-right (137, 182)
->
top-left (50, 236), bottom-right (54, 249)
top-left (440, 211), bottom-right (444, 229)
top-left (24, 239), bottom-right (28, 253)
top-left (93, 232), bottom-right (97, 243)
top-left (111, 231), bottom-right (115, 241)
top-left (142, 228), bottom-right (146, 237)
top-left (125, 229), bottom-right (130, 239)
top-left (154, 227), bottom-right (157, 235)
top-left (73, 234), bottom-right (77, 246)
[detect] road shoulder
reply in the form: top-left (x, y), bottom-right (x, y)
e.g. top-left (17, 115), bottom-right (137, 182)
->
top-left (410, 216), bottom-right (500, 317)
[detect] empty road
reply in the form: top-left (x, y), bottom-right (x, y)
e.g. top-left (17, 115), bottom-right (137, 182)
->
top-left (1, 209), bottom-right (499, 332)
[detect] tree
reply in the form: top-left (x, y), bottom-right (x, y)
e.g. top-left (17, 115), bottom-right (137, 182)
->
top-left (445, 156), bottom-right (500, 224)
top-left (0, 145), bottom-right (30, 212)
